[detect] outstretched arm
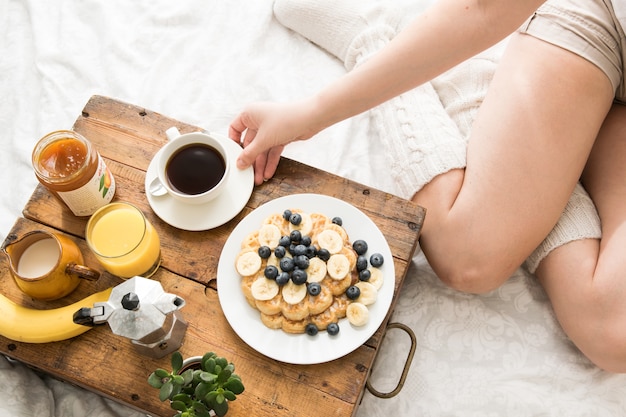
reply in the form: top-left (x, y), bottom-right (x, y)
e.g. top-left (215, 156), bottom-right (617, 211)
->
top-left (230, 0), bottom-right (544, 184)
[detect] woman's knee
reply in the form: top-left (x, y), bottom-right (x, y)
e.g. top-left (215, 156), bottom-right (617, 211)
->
top-left (426, 251), bottom-right (516, 294)
top-left (578, 320), bottom-right (626, 373)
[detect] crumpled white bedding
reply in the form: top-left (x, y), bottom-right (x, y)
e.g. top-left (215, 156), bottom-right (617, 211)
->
top-left (1, 0), bottom-right (626, 416)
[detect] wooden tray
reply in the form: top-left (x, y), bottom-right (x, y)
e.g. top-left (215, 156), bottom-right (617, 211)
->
top-left (0, 95), bottom-right (425, 417)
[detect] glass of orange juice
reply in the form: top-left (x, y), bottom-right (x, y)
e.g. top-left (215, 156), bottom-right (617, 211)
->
top-left (86, 202), bottom-right (161, 278)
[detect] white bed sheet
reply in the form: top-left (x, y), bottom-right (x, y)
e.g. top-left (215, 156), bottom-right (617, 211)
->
top-left (1, 1), bottom-right (626, 416)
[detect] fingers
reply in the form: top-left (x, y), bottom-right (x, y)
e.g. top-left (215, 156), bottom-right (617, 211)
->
top-left (253, 150), bottom-right (268, 185)
top-left (234, 127), bottom-right (258, 169)
top-left (263, 146), bottom-right (283, 179)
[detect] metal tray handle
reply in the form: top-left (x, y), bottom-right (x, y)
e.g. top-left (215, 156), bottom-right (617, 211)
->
top-left (366, 322), bottom-right (416, 399)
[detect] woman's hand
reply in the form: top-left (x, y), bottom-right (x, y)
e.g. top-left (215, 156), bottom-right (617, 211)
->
top-left (229, 99), bottom-right (321, 185)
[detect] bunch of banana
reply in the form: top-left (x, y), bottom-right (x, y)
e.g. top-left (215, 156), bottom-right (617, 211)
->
top-left (0, 288), bottom-right (112, 343)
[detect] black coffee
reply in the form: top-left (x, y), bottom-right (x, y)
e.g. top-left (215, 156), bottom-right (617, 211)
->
top-left (166, 143), bottom-right (226, 195)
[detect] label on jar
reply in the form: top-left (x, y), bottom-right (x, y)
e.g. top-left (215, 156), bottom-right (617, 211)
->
top-left (57, 154), bottom-right (116, 216)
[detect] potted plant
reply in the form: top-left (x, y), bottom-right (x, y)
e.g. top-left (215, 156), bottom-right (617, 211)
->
top-left (148, 351), bottom-right (245, 417)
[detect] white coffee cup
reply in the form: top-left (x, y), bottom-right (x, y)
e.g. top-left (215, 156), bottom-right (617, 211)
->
top-left (151, 127), bottom-right (230, 205)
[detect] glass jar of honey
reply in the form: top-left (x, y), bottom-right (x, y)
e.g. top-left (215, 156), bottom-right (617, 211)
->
top-left (32, 130), bottom-right (116, 216)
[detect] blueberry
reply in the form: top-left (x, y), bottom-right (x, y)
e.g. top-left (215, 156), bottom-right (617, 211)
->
top-left (356, 255), bottom-right (368, 271)
top-left (352, 239), bottom-right (368, 255)
top-left (276, 272), bottom-right (290, 286)
top-left (289, 213), bottom-right (302, 226)
top-left (331, 216), bottom-right (342, 226)
top-left (316, 248), bottom-right (331, 262)
top-left (359, 269), bottom-right (371, 281)
top-left (293, 244), bottom-right (307, 256)
top-left (345, 285), bottom-right (361, 300)
top-left (291, 268), bottom-right (308, 285)
top-left (282, 209), bottom-right (292, 221)
top-left (327, 323), bottom-right (340, 336)
top-left (264, 265), bottom-right (279, 280)
top-left (279, 257), bottom-right (295, 272)
top-left (279, 235), bottom-right (291, 247)
top-left (308, 282), bottom-right (321, 296)
top-left (305, 323), bottom-right (319, 336)
top-left (305, 245), bottom-right (317, 259)
top-left (301, 236), bottom-right (312, 246)
top-left (274, 245), bottom-right (286, 258)
top-left (258, 246), bottom-right (271, 259)
top-left (370, 253), bottom-right (384, 267)
top-left (289, 230), bottom-right (302, 243)
top-left (294, 255), bottom-right (309, 269)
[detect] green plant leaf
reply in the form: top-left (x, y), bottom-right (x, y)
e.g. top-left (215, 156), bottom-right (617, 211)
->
top-left (159, 380), bottom-right (174, 402)
top-left (215, 357), bottom-right (228, 370)
top-left (181, 368), bottom-right (194, 385)
top-left (171, 400), bottom-right (188, 412)
top-left (171, 351), bottom-right (184, 373)
top-left (194, 381), bottom-right (211, 400)
top-left (202, 352), bottom-right (216, 363)
top-left (147, 372), bottom-right (164, 388)
top-left (172, 374), bottom-right (185, 386)
top-left (172, 393), bottom-right (192, 406)
top-left (155, 368), bottom-right (171, 378)
top-left (224, 378), bottom-right (245, 395)
top-left (203, 357), bottom-right (216, 373)
top-left (217, 368), bottom-right (232, 383)
top-left (213, 398), bottom-right (229, 417)
top-left (199, 371), bottom-right (217, 383)
top-left (204, 390), bottom-right (218, 406)
top-left (223, 390), bottom-right (236, 401)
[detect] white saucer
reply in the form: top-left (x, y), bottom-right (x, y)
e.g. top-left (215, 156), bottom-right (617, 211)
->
top-left (144, 133), bottom-right (254, 231)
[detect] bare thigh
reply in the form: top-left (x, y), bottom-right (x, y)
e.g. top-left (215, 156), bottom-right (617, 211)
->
top-left (414, 33), bottom-right (614, 293)
top-left (535, 103), bottom-right (626, 372)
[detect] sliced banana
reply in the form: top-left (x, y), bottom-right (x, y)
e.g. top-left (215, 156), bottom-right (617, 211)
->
top-left (281, 280), bottom-right (308, 305)
top-left (326, 253), bottom-right (351, 280)
top-left (346, 302), bottom-right (369, 326)
top-left (258, 223), bottom-right (282, 248)
top-left (250, 277), bottom-right (280, 301)
top-left (355, 281), bottom-right (377, 305)
top-left (235, 251), bottom-right (263, 276)
top-left (306, 257), bottom-right (327, 283)
top-left (316, 229), bottom-right (344, 254)
top-left (325, 223), bottom-right (349, 244)
top-left (368, 267), bottom-right (384, 290)
top-left (289, 212), bottom-right (313, 236)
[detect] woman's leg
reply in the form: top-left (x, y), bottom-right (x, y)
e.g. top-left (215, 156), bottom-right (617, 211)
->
top-left (413, 33), bottom-right (614, 293)
top-left (532, 103), bottom-right (626, 372)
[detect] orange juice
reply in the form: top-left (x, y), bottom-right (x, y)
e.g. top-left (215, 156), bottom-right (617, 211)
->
top-left (86, 203), bottom-right (161, 278)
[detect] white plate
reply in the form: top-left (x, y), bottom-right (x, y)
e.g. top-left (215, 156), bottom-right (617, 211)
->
top-left (144, 133), bottom-right (254, 231)
top-left (217, 193), bottom-right (395, 364)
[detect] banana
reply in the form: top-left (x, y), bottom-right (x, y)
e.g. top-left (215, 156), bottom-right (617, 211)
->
top-left (0, 288), bottom-right (113, 343)
top-left (316, 229), bottom-right (344, 254)
top-left (289, 212), bottom-right (313, 237)
top-left (326, 223), bottom-right (349, 244)
top-left (346, 302), bottom-right (369, 327)
top-left (368, 267), bottom-right (384, 290)
top-left (281, 280), bottom-right (307, 305)
top-left (306, 257), bottom-right (327, 283)
top-left (326, 253), bottom-right (351, 280)
top-left (258, 223), bottom-right (282, 248)
top-left (250, 277), bottom-right (280, 301)
top-left (355, 281), bottom-right (377, 306)
top-left (235, 250), bottom-right (263, 276)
